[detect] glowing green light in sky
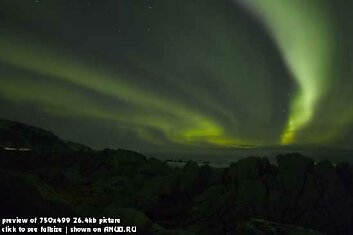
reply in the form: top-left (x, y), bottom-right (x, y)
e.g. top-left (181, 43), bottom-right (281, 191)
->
top-left (241, 0), bottom-right (333, 144)
top-left (0, 33), bottom-right (248, 148)
top-left (2, 0), bottom-right (349, 149)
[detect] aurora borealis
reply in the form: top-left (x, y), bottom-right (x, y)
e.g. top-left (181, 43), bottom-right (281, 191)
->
top-left (0, 0), bottom-right (353, 151)
top-left (240, 0), bottom-right (334, 145)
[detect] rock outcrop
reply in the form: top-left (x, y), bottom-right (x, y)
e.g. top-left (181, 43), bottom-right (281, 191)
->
top-left (0, 119), bottom-right (90, 152)
top-left (1, 120), bottom-right (353, 234)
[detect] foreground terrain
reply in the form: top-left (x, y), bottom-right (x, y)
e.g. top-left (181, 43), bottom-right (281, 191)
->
top-left (1, 119), bottom-right (353, 234)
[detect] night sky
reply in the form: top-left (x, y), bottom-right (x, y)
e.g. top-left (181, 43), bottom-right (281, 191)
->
top-left (0, 0), bottom-right (353, 152)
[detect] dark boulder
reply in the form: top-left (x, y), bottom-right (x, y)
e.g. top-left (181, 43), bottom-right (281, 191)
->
top-left (225, 157), bottom-right (270, 182)
top-left (277, 153), bottom-right (314, 203)
top-left (0, 171), bottom-right (74, 216)
top-left (236, 218), bottom-right (324, 235)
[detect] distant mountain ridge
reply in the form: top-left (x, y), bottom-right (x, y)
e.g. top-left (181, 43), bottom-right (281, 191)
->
top-left (0, 119), bottom-right (91, 152)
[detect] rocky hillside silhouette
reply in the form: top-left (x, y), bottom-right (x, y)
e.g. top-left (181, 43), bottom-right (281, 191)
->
top-left (1, 120), bottom-right (353, 234)
top-left (0, 119), bottom-right (91, 152)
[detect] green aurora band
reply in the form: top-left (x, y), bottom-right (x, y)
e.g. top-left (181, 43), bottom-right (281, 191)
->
top-left (0, 33), bottom-right (245, 148)
top-left (240, 0), bottom-right (334, 144)
top-left (0, 0), bottom-right (353, 150)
